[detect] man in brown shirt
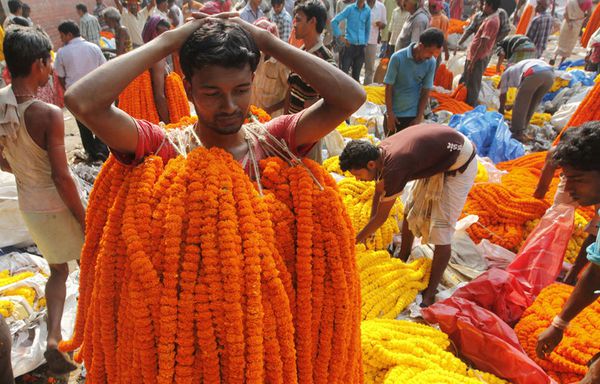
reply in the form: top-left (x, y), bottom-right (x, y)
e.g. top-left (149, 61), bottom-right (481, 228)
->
top-left (339, 123), bottom-right (477, 306)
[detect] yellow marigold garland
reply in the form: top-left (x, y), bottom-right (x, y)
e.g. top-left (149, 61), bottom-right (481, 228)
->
top-left (357, 246), bottom-right (431, 320)
top-left (362, 319), bottom-right (508, 384)
top-left (363, 85), bottom-right (385, 105)
top-left (515, 283), bottom-right (600, 384)
top-left (337, 122), bottom-right (369, 140)
top-left (338, 177), bottom-right (403, 251)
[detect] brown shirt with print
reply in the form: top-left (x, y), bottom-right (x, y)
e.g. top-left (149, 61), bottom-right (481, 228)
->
top-left (378, 123), bottom-right (465, 199)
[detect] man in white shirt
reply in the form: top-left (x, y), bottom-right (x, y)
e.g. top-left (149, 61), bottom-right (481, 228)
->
top-left (153, 0), bottom-right (170, 18)
top-left (168, 0), bottom-right (184, 27)
top-left (55, 21), bottom-right (108, 161)
top-left (364, 0), bottom-right (386, 84)
top-left (113, 0), bottom-right (156, 47)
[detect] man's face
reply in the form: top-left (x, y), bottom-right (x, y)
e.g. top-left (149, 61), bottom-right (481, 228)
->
top-left (349, 163), bottom-right (378, 181)
top-left (127, 2), bottom-right (140, 13)
top-left (59, 32), bottom-right (69, 45)
top-left (158, 1), bottom-right (169, 11)
top-left (562, 166), bottom-right (600, 206)
top-left (414, 43), bottom-right (441, 61)
top-left (483, 2), bottom-right (494, 14)
top-left (273, 3), bottom-right (284, 14)
top-left (76, 9), bottom-right (84, 17)
top-left (403, 0), bottom-right (417, 13)
top-left (294, 10), bottom-right (313, 39)
top-left (396, 0), bottom-right (403, 7)
top-left (96, 0), bottom-right (103, 5)
top-left (251, 0), bottom-right (262, 8)
top-left (186, 64), bottom-right (254, 136)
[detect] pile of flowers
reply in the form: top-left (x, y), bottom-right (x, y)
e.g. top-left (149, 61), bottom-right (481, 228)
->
top-left (434, 64), bottom-right (454, 90)
top-left (515, 283), bottom-right (600, 384)
top-left (431, 86), bottom-right (473, 114)
top-left (448, 18), bottom-right (469, 35)
top-left (554, 79), bottom-right (600, 144)
top-left (362, 319), bottom-right (508, 384)
top-left (119, 71), bottom-right (190, 124)
top-left (337, 122), bottom-right (369, 140)
top-left (59, 114), bottom-right (362, 382)
top-left (581, 3), bottom-right (600, 47)
top-left (357, 247), bottom-right (430, 319)
top-left (364, 85), bottom-right (385, 105)
top-left (503, 110), bottom-right (552, 126)
top-left (337, 176), bottom-right (403, 250)
top-left (0, 270), bottom-right (45, 321)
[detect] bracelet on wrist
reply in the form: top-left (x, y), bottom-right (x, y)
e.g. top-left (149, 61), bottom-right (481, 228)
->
top-left (551, 316), bottom-right (569, 331)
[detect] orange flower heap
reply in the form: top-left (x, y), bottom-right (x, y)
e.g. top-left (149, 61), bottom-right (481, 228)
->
top-left (515, 283), bottom-right (600, 384)
top-left (61, 118), bottom-right (362, 383)
top-left (259, 157), bottom-right (362, 384)
top-left (165, 72), bottom-right (190, 123)
top-left (61, 150), bottom-right (297, 383)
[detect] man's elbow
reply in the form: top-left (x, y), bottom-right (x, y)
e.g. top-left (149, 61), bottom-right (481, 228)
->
top-left (51, 170), bottom-right (73, 186)
top-left (346, 85), bottom-right (367, 113)
top-left (64, 87), bottom-right (86, 117)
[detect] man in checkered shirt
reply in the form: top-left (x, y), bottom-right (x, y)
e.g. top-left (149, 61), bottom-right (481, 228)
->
top-left (271, 0), bottom-right (293, 42)
top-left (526, 0), bottom-right (553, 58)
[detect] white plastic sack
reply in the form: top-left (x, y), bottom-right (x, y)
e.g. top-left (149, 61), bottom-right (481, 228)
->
top-left (350, 101), bottom-right (385, 138)
top-left (0, 251), bottom-right (50, 276)
top-left (447, 53), bottom-right (466, 77)
top-left (322, 129), bottom-right (345, 157)
top-left (551, 102), bottom-right (579, 130)
top-left (478, 80), bottom-right (500, 111)
top-left (10, 270), bottom-right (79, 377)
top-left (0, 171), bottom-right (33, 248)
top-left (478, 157), bottom-right (507, 183)
top-left (476, 239), bottom-right (516, 270)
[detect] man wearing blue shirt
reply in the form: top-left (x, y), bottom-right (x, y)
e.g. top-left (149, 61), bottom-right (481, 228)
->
top-left (331, 0), bottom-right (371, 81)
top-left (383, 28), bottom-right (443, 135)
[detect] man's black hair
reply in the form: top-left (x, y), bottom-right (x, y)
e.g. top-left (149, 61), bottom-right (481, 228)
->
top-left (10, 16), bottom-right (30, 26)
top-left (4, 25), bottom-right (52, 78)
top-left (76, 3), bottom-right (88, 13)
top-left (339, 140), bottom-right (381, 171)
top-left (8, 0), bottom-right (23, 14)
top-left (420, 28), bottom-right (445, 48)
top-left (58, 20), bottom-right (81, 37)
top-left (179, 20), bottom-right (260, 79)
top-left (553, 121), bottom-right (600, 172)
top-left (294, 0), bottom-right (328, 34)
top-left (484, 0), bottom-right (500, 11)
top-left (157, 0), bottom-right (168, 4)
top-left (271, 0), bottom-right (284, 6)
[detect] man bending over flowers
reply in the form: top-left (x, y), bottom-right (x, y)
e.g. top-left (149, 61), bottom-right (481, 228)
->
top-left (339, 124), bottom-right (477, 307)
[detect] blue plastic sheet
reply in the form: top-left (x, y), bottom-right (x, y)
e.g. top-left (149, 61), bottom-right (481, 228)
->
top-left (567, 70), bottom-right (596, 87)
top-left (449, 105), bottom-right (525, 163)
top-left (558, 59), bottom-right (586, 70)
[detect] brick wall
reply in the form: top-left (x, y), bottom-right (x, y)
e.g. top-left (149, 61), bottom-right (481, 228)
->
top-left (1, 0), bottom-right (100, 48)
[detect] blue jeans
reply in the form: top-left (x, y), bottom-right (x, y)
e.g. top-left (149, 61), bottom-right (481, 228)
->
top-left (341, 44), bottom-right (366, 82)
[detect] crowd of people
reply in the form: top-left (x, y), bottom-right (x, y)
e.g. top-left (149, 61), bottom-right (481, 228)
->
top-left (0, 0), bottom-right (599, 382)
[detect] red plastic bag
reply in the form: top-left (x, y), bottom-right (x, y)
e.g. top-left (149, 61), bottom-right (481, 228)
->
top-left (506, 204), bottom-right (574, 297)
top-left (453, 268), bottom-right (532, 325)
top-left (422, 297), bottom-right (551, 384)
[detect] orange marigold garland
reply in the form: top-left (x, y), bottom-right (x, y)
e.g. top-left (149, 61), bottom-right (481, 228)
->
top-left (118, 71), bottom-right (160, 124)
top-left (515, 283), bottom-right (600, 384)
top-left (165, 72), bottom-right (191, 124)
top-left (581, 3), bottom-right (600, 47)
top-left (516, 4), bottom-right (534, 34)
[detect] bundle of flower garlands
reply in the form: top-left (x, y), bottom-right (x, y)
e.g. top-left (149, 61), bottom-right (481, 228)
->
top-left (323, 155), bottom-right (353, 177)
top-left (119, 71), bottom-right (190, 124)
top-left (581, 3), bottom-right (600, 47)
top-left (504, 110), bottom-right (552, 126)
top-left (364, 85), bottom-right (385, 105)
top-left (434, 63), bottom-right (454, 90)
top-left (337, 122), bottom-right (369, 140)
top-left (59, 124), bottom-right (362, 383)
top-left (0, 270), bottom-right (45, 320)
top-left (515, 283), bottom-right (600, 384)
top-left (554, 78), bottom-right (600, 145)
top-left (362, 319), bottom-right (508, 384)
top-left (337, 176), bottom-right (403, 250)
top-left (431, 86), bottom-right (472, 114)
top-left (357, 246), bottom-right (430, 319)
top-left (516, 4), bottom-right (534, 34)
top-left (448, 18), bottom-right (469, 35)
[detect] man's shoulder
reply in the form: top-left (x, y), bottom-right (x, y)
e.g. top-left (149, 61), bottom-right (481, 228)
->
top-left (25, 101), bottom-right (63, 130)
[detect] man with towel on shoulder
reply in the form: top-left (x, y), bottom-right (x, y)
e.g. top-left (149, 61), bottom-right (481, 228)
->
top-left (339, 123), bottom-right (477, 306)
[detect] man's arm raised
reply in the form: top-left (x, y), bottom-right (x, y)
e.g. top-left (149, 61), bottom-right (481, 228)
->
top-left (232, 17), bottom-right (366, 148)
top-left (65, 13), bottom-right (234, 154)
